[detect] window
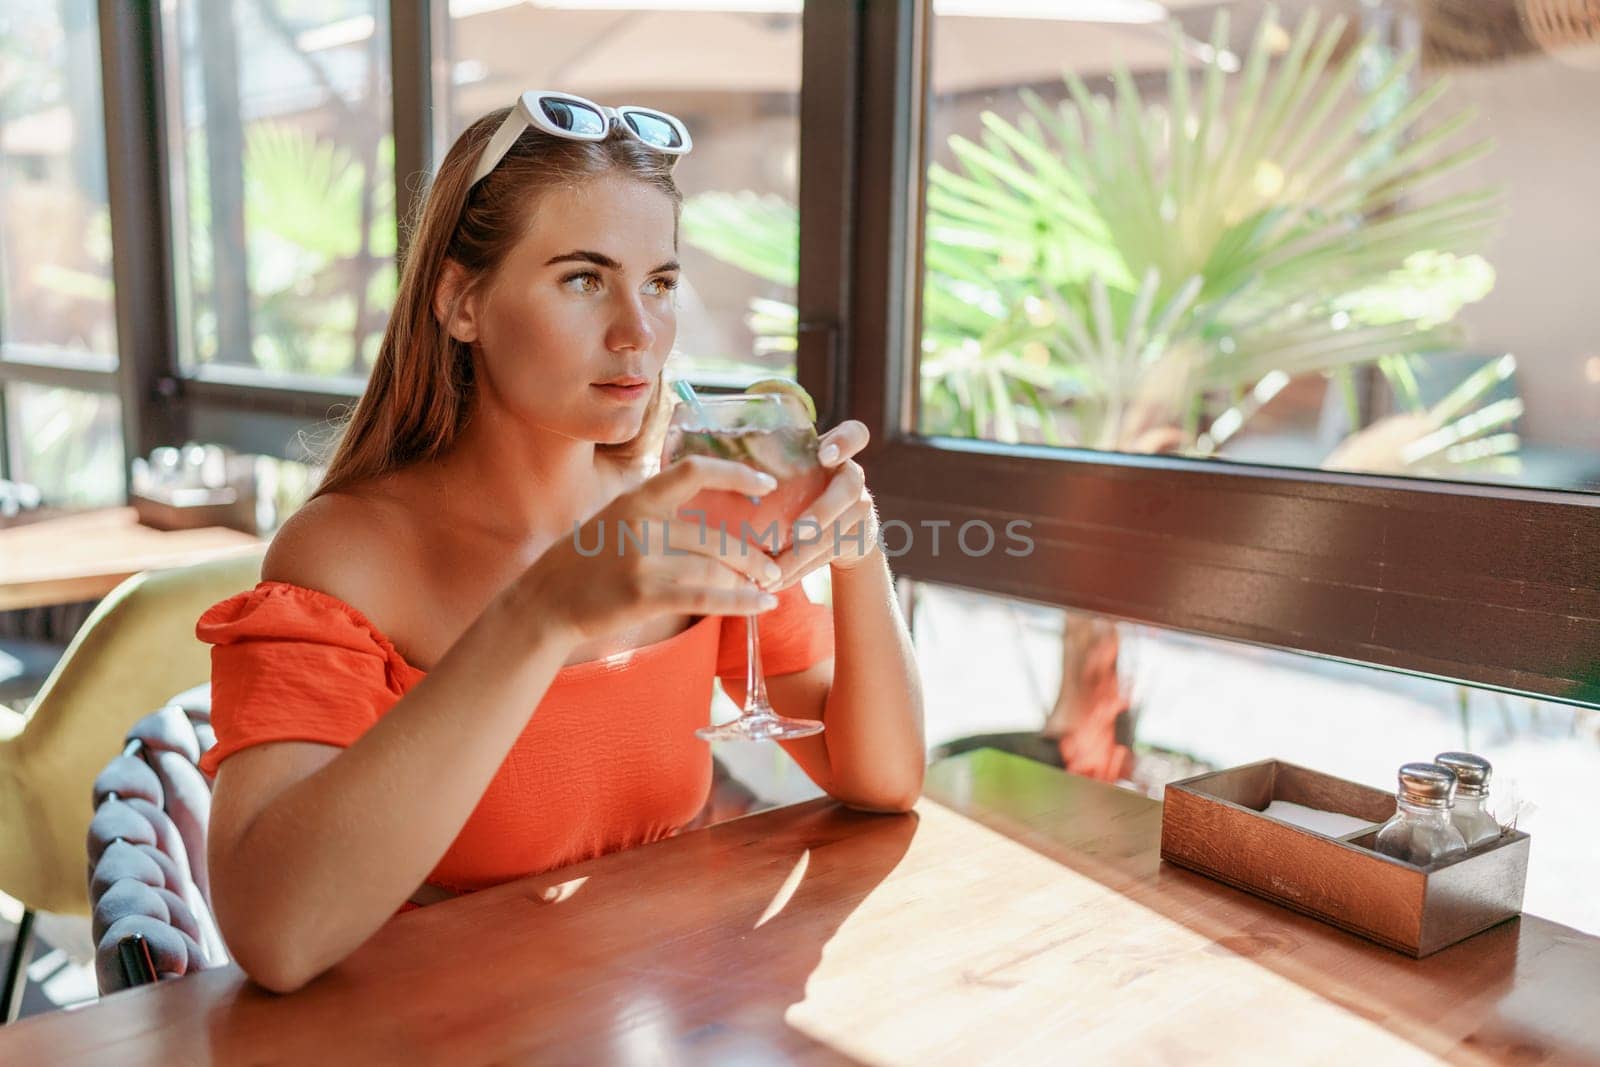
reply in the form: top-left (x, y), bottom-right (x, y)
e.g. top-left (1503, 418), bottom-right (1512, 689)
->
top-left (916, 1), bottom-right (1600, 494)
top-left (439, 0), bottom-right (804, 384)
top-left (4, 384), bottom-right (123, 506)
top-left (834, 1), bottom-right (1600, 709)
top-left (913, 580), bottom-right (1600, 936)
top-left (0, 0), bottom-right (118, 373)
top-left (163, 0), bottom-right (396, 385)
top-left (0, 0), bottom-right (121, 500)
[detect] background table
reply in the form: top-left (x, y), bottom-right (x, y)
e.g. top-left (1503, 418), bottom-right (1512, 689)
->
top-left (0, 507), bottom-right (261, 612)
top-left (4, 750), bottom-right (1596, 1064)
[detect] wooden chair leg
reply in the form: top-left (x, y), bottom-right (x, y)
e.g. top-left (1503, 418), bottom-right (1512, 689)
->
top-left (3, 907), bottom-right (36, 1023)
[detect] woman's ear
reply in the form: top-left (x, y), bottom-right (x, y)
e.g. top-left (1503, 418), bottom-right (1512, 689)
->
top-left (434, 260), bottom-right (481, 343)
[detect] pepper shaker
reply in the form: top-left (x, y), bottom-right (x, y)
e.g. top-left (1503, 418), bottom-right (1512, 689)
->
top-left (1373, 763), bottom-right (1468, 865)
top-left (1434, 751), bottom-right (1499, 847)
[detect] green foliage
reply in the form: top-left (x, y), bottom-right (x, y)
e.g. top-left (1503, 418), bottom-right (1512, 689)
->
top-left (183, 122), bottom-right (395, 378)
top-left (681, 192), bottom-right (798, 289)
top-left (682, 7), bottom-right (1518, 474)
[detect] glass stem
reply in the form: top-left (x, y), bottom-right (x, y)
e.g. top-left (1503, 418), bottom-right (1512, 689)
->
top-left (744, 613), bottom-right (774, 717)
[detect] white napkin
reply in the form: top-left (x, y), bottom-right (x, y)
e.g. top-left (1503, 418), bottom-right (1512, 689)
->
top-left (1262, 799), bottom-right (1375, 837)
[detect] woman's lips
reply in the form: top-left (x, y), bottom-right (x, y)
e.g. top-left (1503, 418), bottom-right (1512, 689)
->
top-left (593, 382), bottom-right (649, 400)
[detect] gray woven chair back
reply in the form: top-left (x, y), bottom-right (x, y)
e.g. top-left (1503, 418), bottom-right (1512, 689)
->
top-left (86, 685), bottom-right (227, 994)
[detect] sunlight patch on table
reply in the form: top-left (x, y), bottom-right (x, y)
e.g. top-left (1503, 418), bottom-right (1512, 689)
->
top-left (781, 802), bottom-right (1442, 1065)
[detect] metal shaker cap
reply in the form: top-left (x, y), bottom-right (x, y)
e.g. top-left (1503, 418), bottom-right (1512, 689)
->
top-left (1435, 751), bottom-right (1491, 797)
top-left (1397, 762), bottom-right (1457, 808)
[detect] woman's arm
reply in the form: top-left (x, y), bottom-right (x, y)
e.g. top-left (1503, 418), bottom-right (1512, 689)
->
top-left (209, 578), bottom-right (575, 995)
top-left (210, 458), bottom-right (782, 994)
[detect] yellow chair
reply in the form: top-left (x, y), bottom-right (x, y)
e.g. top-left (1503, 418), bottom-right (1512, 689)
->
top-left (0, 548), bottom-right (263, 1018)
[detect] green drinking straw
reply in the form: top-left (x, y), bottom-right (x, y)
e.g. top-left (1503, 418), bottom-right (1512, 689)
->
top-left (672, 379), bottom-right (709, 426)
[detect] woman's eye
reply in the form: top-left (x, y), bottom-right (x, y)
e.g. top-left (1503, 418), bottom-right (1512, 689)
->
top-left (561, 272), bottom-right (602, 294)
top-left (646, 276), bottom-right (679, 297)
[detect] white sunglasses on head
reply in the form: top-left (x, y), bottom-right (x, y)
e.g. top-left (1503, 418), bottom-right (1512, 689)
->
top-left (470, 90), bottom-right (693, 186)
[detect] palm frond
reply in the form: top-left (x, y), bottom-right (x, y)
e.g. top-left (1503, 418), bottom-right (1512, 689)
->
top-left (678, 6), bottom-right (1511, 461)
top-left (680, 192), bottom-right (798, 287)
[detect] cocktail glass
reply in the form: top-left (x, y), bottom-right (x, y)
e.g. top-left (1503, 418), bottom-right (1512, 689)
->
top-left (664, 393), bottom-right (828, 741)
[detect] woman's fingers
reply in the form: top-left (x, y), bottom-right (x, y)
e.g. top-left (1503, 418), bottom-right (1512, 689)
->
top-left (659, 520), bottom-right (783, 590)
top-left (579, 437), bottom-right (879, 619)
top-left (652, 553), bottom-right (778, 615)
top-left (774, 498), bottom-right (872, 587)
top-left (817, 420), bottom-right (870, 466)
top-left (541, 456), bottom-right (793, 643)
top-left (647, 454), bottom-right (776, 511)
top-left (798, 461), bottom-right (867, 538)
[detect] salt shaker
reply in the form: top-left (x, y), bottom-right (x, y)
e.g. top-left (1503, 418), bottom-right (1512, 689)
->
top-left (1434, 751), bottom-right (1499, 847)
top-left (1373, 763), bottom-right (1468, 865)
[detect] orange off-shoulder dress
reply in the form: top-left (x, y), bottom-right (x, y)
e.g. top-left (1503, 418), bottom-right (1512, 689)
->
top-left (196, 580), bottom-right (834, 895)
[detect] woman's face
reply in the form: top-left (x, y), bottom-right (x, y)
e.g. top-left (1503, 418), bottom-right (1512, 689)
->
top-left (464, 173), bottom-right (679, 446)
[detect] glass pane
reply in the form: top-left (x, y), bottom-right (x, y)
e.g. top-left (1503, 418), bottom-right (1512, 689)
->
top-left (5, 383), bottom-right (124, 506)
top-left (165, 0), bottom-right (396, 382)
top-left (252, 452), bottom-right (322, 534)
top-left (442, 1), bottom-right (802, 382)
top-left (0, 0), bottom-right (118, 370)
top-left (919, 2), bottom-right (1600, 494)
top-left (914, 580), bottom-right (1600, 936)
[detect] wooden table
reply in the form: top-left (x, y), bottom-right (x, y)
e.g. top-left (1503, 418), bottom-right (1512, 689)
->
top-left (0, 507), bottom-right (261, 611)
top-left (4, 750), bottom-right (1597, 1064)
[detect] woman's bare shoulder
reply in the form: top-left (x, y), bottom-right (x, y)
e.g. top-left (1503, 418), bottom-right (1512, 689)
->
top-left (262, 482), bottom-right (419, 622)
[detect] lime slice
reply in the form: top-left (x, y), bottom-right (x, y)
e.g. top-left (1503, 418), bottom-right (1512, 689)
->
top-left (746, 378), bottom-right (817, 423)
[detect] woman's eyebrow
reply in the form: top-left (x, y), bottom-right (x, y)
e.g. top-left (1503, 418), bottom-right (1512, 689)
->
top-left (544, 250), bottom-right (680, 274)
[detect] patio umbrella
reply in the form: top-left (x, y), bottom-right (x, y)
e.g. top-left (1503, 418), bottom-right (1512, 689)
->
top-left (1419, 0), bottom-right (1600, 69)
top-left (446, 0), bottom-right (1216, 106)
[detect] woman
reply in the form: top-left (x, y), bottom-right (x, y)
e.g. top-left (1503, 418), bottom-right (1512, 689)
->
top-left (199, 95), bottom-right (925, 994)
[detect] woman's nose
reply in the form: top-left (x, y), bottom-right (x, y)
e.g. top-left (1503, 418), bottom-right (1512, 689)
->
top-left (606, 295), bottom-right (655, 352)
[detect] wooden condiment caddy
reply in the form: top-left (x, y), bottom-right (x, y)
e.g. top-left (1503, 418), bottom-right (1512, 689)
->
top-left (132, 486), bottom-right (257, 535)
top-left (1160, 759), bottom-right (1529, 957)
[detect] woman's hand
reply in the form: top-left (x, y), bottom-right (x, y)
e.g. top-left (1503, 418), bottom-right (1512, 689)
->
top-left (511, 455), bottom-right (784, 646)
top-left (772, 419), bottom-right (880, 591)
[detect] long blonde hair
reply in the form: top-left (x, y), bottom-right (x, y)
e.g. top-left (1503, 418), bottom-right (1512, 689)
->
top-left (313, 108), bottom-right (682, 498)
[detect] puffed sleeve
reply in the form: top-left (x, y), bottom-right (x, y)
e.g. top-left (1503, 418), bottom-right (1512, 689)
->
top-left (715, 581), bottom-right (834, 683)
top-left (195, 582), bottom-right (409, 777)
